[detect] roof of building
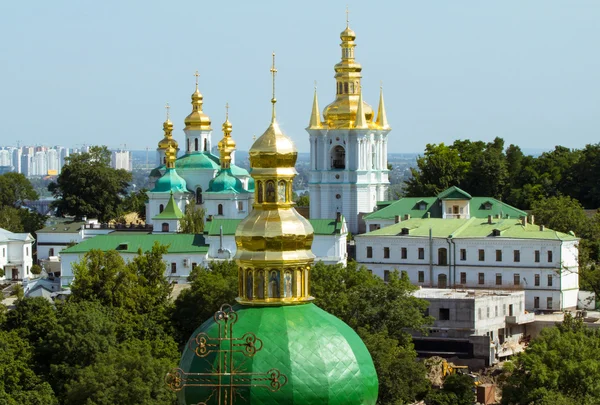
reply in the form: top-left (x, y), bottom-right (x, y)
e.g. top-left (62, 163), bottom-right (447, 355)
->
top-left (36, 221), bottom-right (85, 234)
top-left (151, 168), bottom-right (188, 194)
top-left (206, 169), bottom-right (247, 194)
top-left (61, 233), bottom-right (209, 254)
top-left (413, 288), bottom-right (524, 300)
top-left (152, 194), bottom-right (184, 220)
top-left (359, 217), bottom-right (578, 241)
top-left (0, 227), bottom-right (34, 242)
top-left (365, 187), bottom-right (527, 221)
top-left (204, 217), bottom-right (345, 236)
top-left (175, 152), bottom-right (221, 170)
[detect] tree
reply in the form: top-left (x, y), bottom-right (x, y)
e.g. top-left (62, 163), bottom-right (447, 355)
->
top-left (121, 188), bottom-right (149, 221)
top-left (29, 265), bottom-right (42, 276)
top-left (531, 196), bottom-right (587, 236)
top-left (179, 199), bottom-right (205, 234)
top-left (48, 146), bottom-right (131, 222)
top-left (0, 206), bottom-right (24, 232)
top-left (571, 143), bottom-right (600, 208)
top-left (0, 172), bottom-right (38, 208)
top-left (296, 194), bottom-right (310, 207)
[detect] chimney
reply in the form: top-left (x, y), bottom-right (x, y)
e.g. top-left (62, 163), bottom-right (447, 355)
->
top-left (394, 215), bottom-right (401, 224)
top-left (540, 224), bottom-right (545, 232)
top-left (530, 215), bottom-right (535, 225)
top-left (404, 214), bottom-right (411, 220)
top-left (521, 216), bottom-right (526, 226)
top-left (488, 215), bottom-right (492, 224)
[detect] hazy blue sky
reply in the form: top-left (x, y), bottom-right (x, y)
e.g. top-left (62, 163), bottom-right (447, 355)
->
top-left (2, 1), bottom-right (599, 153)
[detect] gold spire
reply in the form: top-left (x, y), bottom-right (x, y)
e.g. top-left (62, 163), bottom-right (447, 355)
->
top-left (308, 82), bottom-right (322, 129)
top-left (234, 55), bottom-right (315, 306)
top-left (376, 83), bottom-right (390, 129)
top-left (184, 70), bottom-right (212, 131)
top-left (158, 103), bottom-right (179, 150)
top-left (355, 87), bottom-right (368, 129)
top-left (270, 52), bottom-right (277, 121)
top-left (165, 145), bottom-right (176, 169)
top-left (218, 103), bottom-right (236, 170)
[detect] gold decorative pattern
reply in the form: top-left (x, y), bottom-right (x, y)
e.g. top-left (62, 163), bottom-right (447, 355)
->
top-left (166, 305), bottom-right (288, 403)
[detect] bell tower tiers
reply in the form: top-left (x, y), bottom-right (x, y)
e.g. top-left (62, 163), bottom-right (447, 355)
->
top-left (307, 17), bottom-right (390, 234)
top-left (183, 71), bottom-right (213, 154)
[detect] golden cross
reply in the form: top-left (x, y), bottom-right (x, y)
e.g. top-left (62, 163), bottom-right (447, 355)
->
top-left (346, 6), bottom-right (350, 27)
top-left (314, 80), bottom-right (317, 91)
top-left (165, 103), bottom-right (170, 120)
top-left (225, 102), bottom-right (229, 120)
top-left (380, 80), bottom-right (383, 90)
top-left (194, 70), bottom-right (200, 89)
top-left (270, 52), bottom-right (277, 118)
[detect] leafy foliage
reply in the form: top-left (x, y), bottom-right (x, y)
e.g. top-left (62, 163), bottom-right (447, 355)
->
top-left (179, 199), bottom-right (206, 234)
top-left (121, 188), bottom-right (149, 221)
top-left (0, 172), bottom-right (39, 207)
top-left (48, 146), bottom-right (131, 222)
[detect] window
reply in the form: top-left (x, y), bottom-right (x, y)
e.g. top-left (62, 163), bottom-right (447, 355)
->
top-left (367, 269), bottom-right (373, 275)
top-left (478, 272), bottom-right (485, 285)
top-left (535, 250), bottom-right (540, 262)
top-left (384, 270), bottom-right (390, 282)
top-left (514, 273), bottom-right (520, 286)
top-left (195, 138), bottom-right (199, 151)
top-left (331, 145), bottom-right (346, 169)
top-left (196, 187), bottom-right (203, 204)
top-left (204, 138), bottom-right (208, 152)
top-left (548, 275), bottom-right (553, 287)
top-left (366, 246), bottom-right (373, 258)
top-left (495, 306), bottom-right (498, 317)
top-left (418, 248), bottom-right (425, 260)
top-left (546, 297), bottom-right (553, 310)
top-left (159, 204), bottom-right (164, 213)
top-left (418, 271), bottom-right (425, 283)
top-left (513, 250), bottom-right (520, 262)
top-left (460, 249), bottom-right (467, 261)
top-left (503, 304), bottom-right (507, 316)
top-left (257, 181), bottom-right (263, 203)
top-left (238, 201), bottom-right (244, 212)
top-left (266, 181), bottom-right (276, 203)
top-left (171, 263), bottom-right (177, 274)
top-left (496, 273), bottom-right (502, 285)
top-left (460, 272), bottom-right (467, 284)
top-left (534, 274), bottom-right (540, 286)
top-left (548, 250), bottom-right (553, 262)
top-left (2, 248), bottom-right (4, 257)
top-left (496, 250), bottom-right (502, 262)
top-left (438, 248), bottom-right (448, 266)
top-left (534, 296), bottom-right (540, 309)
top-left (401, 247), bottom-right (407, 259)
top-left (478, 308), bottom-right (482, 320)
top-left (26, 247), bottom-right (29, 255)
top-left (487, 307), bottom-right (490, 318)
top-left (439, 308), bottom-right (450, 321)
top-left (478, 249), bottom-right (485, 261)
top-left (218, 204), bottom-right (224, 216)
top-left (49, 248), bottom-right (54, 256)
top-left (192, 262), bottom-right (197, 269)
top-left (384, 247), bottom-right (390, 259)
top-left (162, 223), bottom-right (169, 232)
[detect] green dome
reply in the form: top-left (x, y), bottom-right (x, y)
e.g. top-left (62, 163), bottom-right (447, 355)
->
top-left (230, 163), bottom-right (250, 177)
top-left (174, 303), bottom-right (378, 404)
top-left (206, 169), bottom-right (246, 194)
top-left (175, 152), bottom-right (221, 170)
top-left (152, 168), bottom-right (187, 193)
top-left (247, 177), bottom-right (255, 191)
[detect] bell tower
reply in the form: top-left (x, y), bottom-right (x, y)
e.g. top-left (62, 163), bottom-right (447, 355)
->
top-left (307, 17), bottom-right (390, 234)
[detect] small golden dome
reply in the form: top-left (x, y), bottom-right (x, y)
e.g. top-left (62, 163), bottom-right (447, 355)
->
top-left (340, 26), bottom-right (356, 41)
top-left (158, 119), bottom-right (179, 150)
top-left (184, 85), bottom-right (212, 131)
top-left (249, 120), bottom-right (297, 169)
top-left (218, 106), bottom-right (237, 169)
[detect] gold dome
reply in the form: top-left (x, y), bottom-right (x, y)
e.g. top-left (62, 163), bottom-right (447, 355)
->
top-left (249, 119), bottom-right (297, 169)
top-left (184, 73), bottom-right (212, 131)
top-left (340, 26), bottom-right (356, 41)
top-left (158, 114), bottom-right (179, 150)
top-left (217, 105), bottom-right (237, 169)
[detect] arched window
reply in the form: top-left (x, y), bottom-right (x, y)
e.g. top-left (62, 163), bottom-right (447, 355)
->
top-left (218, 204), bottom-right (223, 216)
top-left (187, 139), bottom-right (190, 152)
top-left (344, 82), bottom-right (348, 93)
top-left (194, 138), bottom-right (199, 151)
top-left (257, 181), bottom-right (263, 203)
top-left (196, 187), bottom-right (203, 204)
top-left (162, 223), bottom-right (169, 232)
top-left (278, 181), bottom-right (286, 203)
top-left (337, 82), bottom-right (342, 94)
top-left (266, 181), bottom-right (276, 203)
top-left (204, 138), bottom-right (208, 152)
top-left (331, 145), bottom-right (346, 169)
top-left (159, 204), bottom-right (164, 213)
top-left (163, 156), bottom-right (166, 164)
top-left (438, 248), bottom-right (448, 266)
top-left (246, 270), bottom-right (253, 300)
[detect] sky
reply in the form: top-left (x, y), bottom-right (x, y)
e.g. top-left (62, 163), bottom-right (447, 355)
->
top-left (1, 0), bottom-right (599, 154)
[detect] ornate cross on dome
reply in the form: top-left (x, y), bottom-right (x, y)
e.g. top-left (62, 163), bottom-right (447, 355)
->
top-left (346, 5), bottom-right (350, 27)
top-left (166, 304), bottom-right (288, 404)
top-left (225, 102), bottom-right (229, 120)
top-left (194, 70), bottom-right (200, 89)
top-left (270, 52), bottom-right (277, 119)
top-left (165, 103), bottom-right (170, 120)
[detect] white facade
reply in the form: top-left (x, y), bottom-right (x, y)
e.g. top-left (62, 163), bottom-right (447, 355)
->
top-left (146, 192), bottom-right (190, 230)
top-left (0, 228), bottom-right (34, 281)
top-left (111, 150), bottom-right (132, 171)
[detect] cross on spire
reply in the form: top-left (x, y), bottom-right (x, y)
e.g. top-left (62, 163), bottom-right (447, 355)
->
top-left (346, 5), bottom-right (350, 27)
top-left (270, 52), bottom-right (277, 120)
top-left (314, 80), bottom-right (317, 91)
top-left (165, 103), bottom-right (170, 121)
top-left (225, 102), bottom-right (229, 120)
top-left (194, 70), bottom-right (200, 89)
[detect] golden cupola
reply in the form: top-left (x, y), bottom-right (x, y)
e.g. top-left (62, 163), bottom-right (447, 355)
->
top-left (157, 104), bottom-right (179, 151)
top-left (217, 104), bottom-right (236, 169)
top-left (234, 53), bottom-right (315, 306)
top-left (184, 71), bottom-right (212, 131)
top-left (322, 16), bottom-right (376, 129)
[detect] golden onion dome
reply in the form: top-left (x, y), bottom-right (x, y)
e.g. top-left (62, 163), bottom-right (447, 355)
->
top-left (249, 119), bottom-right (297, 169)
top-left (184, 80), bottom-right (212, 131)
top-left (217, 106), bottom-right (237, 169)
top-left (340, 26), bottom-right (356, 41)
top-left (158, 118), bottom-right (179, 150)
top-left (323, 96), bottom-right (375, 129)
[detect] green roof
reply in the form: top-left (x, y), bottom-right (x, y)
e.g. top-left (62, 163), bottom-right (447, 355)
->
top-left (360, 217), bottom-right (578, 241)
top-left (230, 163), bottom-right (250, 177)
top-left (175, 152), bottom-right (221, 170)
top-left (61, 233), bottom-right (209, 254)
top-left (206, 169), bottom-right (247, 194)
top-left (152, 168), bottom-right (188, 193)
top-left (437, 186), bottom-right (472, 200)
top-left (204, 217), bottom-right (345, 236)
top-left (37, 221), bottom-right (85, 234)
top-left (152, 194), bottom-right (184, 220)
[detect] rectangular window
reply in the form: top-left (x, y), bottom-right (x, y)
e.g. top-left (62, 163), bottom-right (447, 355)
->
top-left (534, 296), bottom-right (540, 309)
top-left (514, 273), bottom-right (520, 286)
top-left (460, 272), bottom-right (467, 285)
top-left (534, 274), bottom-right (540, 286)
top-left (503, 304), bottom-right (507, 316)
top-left (439, 308), bottom-right (450, 321)
top-left (487, 307), bottom-right (490, 318)
top-left (367, 269), bottom-right (373, 275)
top-left (478, 308), bottom-right (482, 320)
top-left (547, 297), bottom-right (553, 310)
top-left (496, 273), bottom-right (502, 285)
top-left (478, 272), bottom-right (485, 285)
top-left (26, 247), bottom-right (29, 255)
top-left (384, 247), bottom-right (390, 259)
top-left (191, 262), bottom-right (197, 269)
top-left (495, 306), bottom-right (498, 317)
top-left (237, 201), bottom-right (244, 211)
top-left (171, 263), bottom-right (177, 274)
top-left (418, 248), bottom-right (425, 260)
top-left (478, 249), bottom-right (485, 261)
top-left (514, 250), bottom-right (520, 262)
top-left (535, 250), bottom-right (540, 263)
top-left (418, 271), bottom-right (425, 283)
top-left (460, 249), bottom-right (467, 261)
top-left (496, 250), bottom-right (502, 262)
top-left (548, 275), bottom-right (553, 287)
top-left (366, 246), bottom-right (373, 258)
top-left (384, 270), bottom-right (390, 282)
top-left (548, 250), bottom-right (553, 262)
top-left (401, 247), bottom-right (407, 259)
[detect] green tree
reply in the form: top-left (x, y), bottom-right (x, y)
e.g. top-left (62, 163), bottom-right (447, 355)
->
top-left (30, 265), bottom-right (42, 276)
top-left (5, 297), bottom-right (58, 349)
top-left (571, 143), bottom-right (600, 208)
top-left (0, 206), bottom-right (24, 232)
top-left (179, 199), bottom-right (206, 233)
top-left (296, 194), bottom-right (310, 207)
top-left (0, 172), bottom-right (38, 208)
top-left (121, 188), bottom-right (149, 221)
top-left (48, 146), bottom-right (131, 222)
top-left (531, 196), bottom-right (587, 236)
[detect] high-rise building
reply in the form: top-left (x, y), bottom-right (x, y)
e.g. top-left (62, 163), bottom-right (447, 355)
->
top-left (12, 148), bottom-right (22, 173)
top-left (47, 149), bottom-right (59, 173)
top-left (58, 147), bottom-right (69, 172)
top-left (20, 154), bottom-right (32, 177)
top-left (307, 22), bottom-right (390, 234)
top-left (0, 149), bottom-right (11, 167)
top-left (111, 150), bottom-right (132, 171)
top-left (32, 151), bottom-right (48, 176)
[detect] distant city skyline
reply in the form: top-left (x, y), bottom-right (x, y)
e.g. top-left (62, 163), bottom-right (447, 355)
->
top-left (2, 1), bottom-right (600, 153)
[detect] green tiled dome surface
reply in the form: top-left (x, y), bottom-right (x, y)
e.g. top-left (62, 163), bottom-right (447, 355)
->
top-left (175, 152), bottom-right (221, 170)
top-left (230, 164), bottom-right (250, 177)
top-left (177, 303), bottom-right (378, 404)
top-left (207, 169), bottom-right (246, 194)
top-left (152, 168), bottom-right (188, 193)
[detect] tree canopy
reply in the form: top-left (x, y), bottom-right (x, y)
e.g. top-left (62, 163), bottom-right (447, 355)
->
top-left (0, 172), bottom-right (38, 208)
top-left (179, 199), bottom-right (206, 234)
top-left (48, 146), bottom-right (131, 222)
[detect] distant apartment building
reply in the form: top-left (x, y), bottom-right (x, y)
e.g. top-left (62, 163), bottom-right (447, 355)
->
top-left (111, 150), bottom-right (132, 171)
top-left (12, 148), bottom-right (22, 173)
top-left (0, 149), bottom-right (11, 166)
